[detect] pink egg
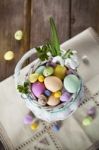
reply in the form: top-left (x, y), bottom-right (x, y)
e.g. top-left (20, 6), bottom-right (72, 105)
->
top-left (31, 82), bottom-right (45, 98)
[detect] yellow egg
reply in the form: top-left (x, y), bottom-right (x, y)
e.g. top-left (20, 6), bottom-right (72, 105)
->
top-left (14, 30), bottom-right (23, 40)
top-left (29, 73), bottom-right (39, 83)
top-left (4, 51), bottom-right (14, 61)
top-left (54, 65), bottom-right (67, 79)
top-left (31, 122), bottom-right (39, 130)
top-left (53, 91), bottom-right (61, 98)
top-left (38, 75), bottom-right (44, 82)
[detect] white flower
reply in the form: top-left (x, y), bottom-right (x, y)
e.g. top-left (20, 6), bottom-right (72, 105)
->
top-left (65, 54), bottom-right (79, 69)
top-left (52, 56), bottom-right (65, 66)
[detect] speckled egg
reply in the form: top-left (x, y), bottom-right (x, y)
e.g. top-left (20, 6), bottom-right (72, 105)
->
top-left (35, 66), bottom-right (45, 74)
top-left (38, 94), bottom-right (48, 106)
top-left (43, 66), bottom-right (54, 77)
top-left (64, 74), bottom-right (80, 93)
top-left (47, 95), bottom-right (60, 106)
top-left (31, 82), bottom-right (45, 98)
top-left (60, 91), bottom-right (72, 102)
top-left (44, 76), bottom-right (62, 92)
top-left (54, 65), bottom-right (67, 79)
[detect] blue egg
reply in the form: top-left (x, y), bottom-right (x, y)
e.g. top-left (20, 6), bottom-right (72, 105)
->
top-left (35, 66), bottom-right (45, 74)
top-left (44, 90), bottom-right (51, 97)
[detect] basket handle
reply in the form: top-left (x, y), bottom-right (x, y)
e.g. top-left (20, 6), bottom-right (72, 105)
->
top-left (14, 48), bottom-right (39, 88)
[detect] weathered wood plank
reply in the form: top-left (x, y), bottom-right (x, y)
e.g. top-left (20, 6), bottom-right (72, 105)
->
top-left (30, 0), bottom-right (70, 48)
top-left (71, 0), bottom-right (99, 36)
top-left (0, 0), bottom-right (31, 81)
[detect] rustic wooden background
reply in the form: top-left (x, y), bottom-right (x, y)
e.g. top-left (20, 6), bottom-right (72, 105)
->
top-left (0, 0), bottom-right (99, 81)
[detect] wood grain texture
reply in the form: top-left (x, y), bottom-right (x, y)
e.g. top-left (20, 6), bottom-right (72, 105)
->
top-left (30, 0), bottom-right (70, 48)
top-left (71, 0), bottom-right (99, 36)
top-left (0, 0), bottom-right (31, 81)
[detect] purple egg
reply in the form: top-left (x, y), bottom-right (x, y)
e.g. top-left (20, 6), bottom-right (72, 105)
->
top-left (23, 115), bottom-right (33, 125)
top-left (46, 61), bottom-right (56, 67)
top-left (60, 91), bottom-right (72, 102)
top-left (32, 82), bottom-right (45, 98)
top-left (87, 107), bottom-right (96, 117)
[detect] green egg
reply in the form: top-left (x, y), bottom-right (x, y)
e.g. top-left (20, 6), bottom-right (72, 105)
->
top-left (43, 66), bottom-right (54, 77)
top-left (64, 74), bottom-right (80, 93)
top-left (82, 116), bottom-right (93, 126)
top-left (35, 66), bottom-right (45, 74)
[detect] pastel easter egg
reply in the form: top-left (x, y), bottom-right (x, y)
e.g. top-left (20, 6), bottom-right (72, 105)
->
top-left (82, 116), bottom-right (93, 126)
top-left (4, 51), bottom-right (14, 61)
top-left (64, 74), bottom-right (80, 93)
top-left (23, 115), bottom-right (33, 125)
top-left (47, 95), bottom-right (60, 106)
top-left (38, 75), bottom-right (44, 82)
top-left (35, 66), bottom-right (45, 74)
top-left (44, 76), bottom-right (62, 92)
top-left (52, 123), bottom-right (61, 132)
top-left (31, 120), bottom-right (39, 130)
top-left (53, 91), bottom-right (61, 98)
top-left (60, 91), bottom-right (72, 102)
top-left (31, 82), bottom-right (45, 98)
top-left (14, 30), bottom-right (23, 40)
top-left (46, 61), bottom-right (56, 67)
top-left (43, 66), bottom-right (54, 77)
top-left (29, 73), bottom-right (39, 83)
top-left (87, 107), bottom-right (96, 118)
top-left (44, 90), bottom-right (51, 97)
top-left (38, 94), bottom-right (48, 106)
top-left (54, 65), bottom-right (67, 79)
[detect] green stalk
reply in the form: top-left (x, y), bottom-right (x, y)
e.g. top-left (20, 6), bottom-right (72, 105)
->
top-left (50, 17), bottom-right (61, 56)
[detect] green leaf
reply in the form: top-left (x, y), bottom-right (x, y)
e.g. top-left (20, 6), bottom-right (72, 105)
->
top-left (63, 49), bottom-right (73, 59)
top-left (36, 46), bottom-right (49, 61)
top-left (50, 17), bottom-right (61, 56)
top-left (17, 83), bottom-right (29, 94)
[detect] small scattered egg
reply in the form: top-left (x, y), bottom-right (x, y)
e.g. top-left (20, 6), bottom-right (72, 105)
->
top-left (38, 94), bottom-right (48, 106)
top-left (82, 55), bottom-right (89, 64)
top-left (64, 74), bottom-right (80, 93)
top-left (38, 75), bottom-right (44, 82)
top-left (14, 30), bottom-right (23, 40)
top-left (31, 122), bottom-right (39, 130)
top-left (43, 66), bottom-right (54, 77)
top-left (23, 114), bottom-right (33, 125)
top-left (82, 116), bottom-right (93, 126)
top-left (44, 90), bottom-right (51, 97)
top-left (29, 73), bottom-right (39, 83)
top-left (52, 123), bottom-right (60, 132)
top-left (4, 51), bottom-right (14, 61)
top-left (53, 91), bottom-right (61, 98)
top-left (87, 107), bottom-right (96, 118)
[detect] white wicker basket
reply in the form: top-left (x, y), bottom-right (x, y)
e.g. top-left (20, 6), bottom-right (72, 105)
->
top-left (14, 48), bottom-right (84, 122)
